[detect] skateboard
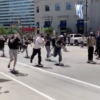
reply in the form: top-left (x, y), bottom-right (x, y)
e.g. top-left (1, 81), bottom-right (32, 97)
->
top-left (35, 64), bottom-right (44, 67)
top-left (10, 69), bottom-right (19, 74)
top-left (55, 63), bottom-right (64, 66)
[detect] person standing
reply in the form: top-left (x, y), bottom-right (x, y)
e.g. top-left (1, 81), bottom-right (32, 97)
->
top-left (8, 32), bottom-right (20, 73)
top-left (87, 32), bottom-right (95, 63)
top-left (0, 35), bottom-right (6, 57)
top-left (30, 33), bottom-right (45, 66)
top-left (45, 34), bottom-right (51, 60)
top-left (96, 33), bottom-right (100, 59)
top-left (94, 32), bottom-right (99, 55)
top-left (22, 37), bottom-right (30, 58)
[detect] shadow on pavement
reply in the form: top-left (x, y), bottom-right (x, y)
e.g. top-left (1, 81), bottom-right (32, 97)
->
top-left (40, 67), bottom-right (53, 69)
top-left (33, 65), bottom-right (53, 69)
top-left (0, 87), bottom-right (9, 95)
top-left (24, 56), bottom-right (30, 59)
top-left (0, 79), bottom-right (11, 83)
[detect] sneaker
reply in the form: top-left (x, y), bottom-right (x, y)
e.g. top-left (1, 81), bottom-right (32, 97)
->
top-left (8, 64), bottom-right (10, 68)
top-left (87, 60), bottom-right (90, 63)
top-left (1, 54), bottom-right (6, 57)
top-left (11, 70), bottom-right (18, 74)
top-left (45, 58), bottom-right (51, 61)
top-left (96, 57), bottom-right (100, 60)
top-left (59, 63), bottom-right (64, 66)
top-left (90, 61), bottom-right (96, 64)
top-left (25, 56), bottom-right (30, 58)
top-left (38, 64), bottom-right (43, 67)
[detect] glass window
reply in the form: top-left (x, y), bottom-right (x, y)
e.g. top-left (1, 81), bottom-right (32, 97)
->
top-left (55, 3), bottom-right (60, 11)
top-left (44, 21), bottom-right (50, 27)
top-left (78, 1), bottom-right (83, 4)
top-left (66, 3), bottom-right (71, 10)
top-left (78, 1), bottom-right (84, 9)
top-left (36, 22), bottom-right (39, 27)
top-left (74, 35), bottom-right (82, 37)
top-left (45, 5), bottom-right (50, 11)
top-left (36, 6), bottom-right (39, 13)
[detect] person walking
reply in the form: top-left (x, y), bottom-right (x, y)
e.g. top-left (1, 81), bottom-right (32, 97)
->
top-left (22, 37), bottom-right (30, 58)
top-left (87, 32), bottom-right (95, 63)
top-left (8, 32), bottom-right (20, 73)
top-left (63, 33), bottom-right (67, 45)
top-left (96, 33), bottom-right (100, 59)
top-left (67, 34), bottom-right (71, 45)
top-left (45, 34), bottom-right (51, 60)
top-left (50, 35), bottom-right (67, 65)
top-left (30, 33), bottom-right (45, 66)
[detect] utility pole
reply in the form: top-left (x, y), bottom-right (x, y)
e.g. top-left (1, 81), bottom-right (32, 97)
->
top-left (85, 0), bottom-right (88, 36)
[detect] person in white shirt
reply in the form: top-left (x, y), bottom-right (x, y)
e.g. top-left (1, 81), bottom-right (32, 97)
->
top-left (30, 33), bottom-right (45, 66)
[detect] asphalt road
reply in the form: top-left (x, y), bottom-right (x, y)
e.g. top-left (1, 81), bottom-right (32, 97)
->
top-left (0, 45), bottom-right (100, 100)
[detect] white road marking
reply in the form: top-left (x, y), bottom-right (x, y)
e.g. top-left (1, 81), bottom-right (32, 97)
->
top-left (1, 58), bottom-right (100, 90)
top-left (0, 71), bottom-right (55, 100)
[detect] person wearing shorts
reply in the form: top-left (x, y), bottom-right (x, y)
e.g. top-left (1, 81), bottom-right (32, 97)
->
top-left (8, 32), bottom-right (20, 72)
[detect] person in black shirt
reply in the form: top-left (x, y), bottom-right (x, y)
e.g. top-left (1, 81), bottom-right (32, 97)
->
top-left (45, 34), bottom-right (51, 59)
top-left (52, 35), bottom-right (67, 65)
top-left (0, 36), bottom-right (6, 57)
top-left (22, 37), bottom-right (30, 58)
top-left (8, 32), bottom-right (20, 73)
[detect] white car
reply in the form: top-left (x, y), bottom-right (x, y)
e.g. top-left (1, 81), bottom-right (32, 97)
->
top-left (67, 34), bottom-right (87, 45)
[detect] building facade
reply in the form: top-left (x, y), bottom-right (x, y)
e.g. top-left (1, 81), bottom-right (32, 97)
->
top-left (0, 0), bottom-right (35, 27)
top-left (90, 0), bottom-right (100, 32)
top-left (35, 0), bottom-right (92, 34)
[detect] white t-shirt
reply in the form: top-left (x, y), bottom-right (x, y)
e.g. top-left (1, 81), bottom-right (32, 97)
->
top-left (34, 36), bottom-right (44, 49)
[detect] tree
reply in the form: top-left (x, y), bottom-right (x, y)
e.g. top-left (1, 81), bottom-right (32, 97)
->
top-left (6, 28), bottom-right (13, 34)
top-left (0, 26), bottom-right (7, 34)
top-left (6, 25), bottom-right (20, 34)
top-left (44, 27), bottom-right (53, 34)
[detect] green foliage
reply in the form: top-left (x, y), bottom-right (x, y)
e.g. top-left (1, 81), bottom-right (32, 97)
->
top-left (14, 26), bottom-right (20, 32)
top-left (2, 25), bottom-right (20, 35)
top-left (6, 28), bottom-right (14, 34)
top-left (0, 26), bottom-right (7, 34)
top-left (44, 27), bottom-right (53, 34)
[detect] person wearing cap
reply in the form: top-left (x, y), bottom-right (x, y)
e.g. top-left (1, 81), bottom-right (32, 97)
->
top-left (52, 35), bottom-right (66, 65)
top-left (87, 32), bottom-right (95, 63)
top-left (8, 31), bottom-right (21, 73)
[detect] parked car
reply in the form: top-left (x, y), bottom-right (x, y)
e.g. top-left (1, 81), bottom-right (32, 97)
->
top-left (67, 34), bottom-right (87, 46)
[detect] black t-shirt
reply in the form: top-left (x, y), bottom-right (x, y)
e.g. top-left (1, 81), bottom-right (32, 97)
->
top-left (25, 40), bottom-right (30, 46)
top-left (55, 39), bottom-right (63, 49)
top-left (8, 36), bottom-right (20, 49)
top-left (45, 37), bottom-right (51, 46)
top-left (51, 38), bottom-right (56, 47)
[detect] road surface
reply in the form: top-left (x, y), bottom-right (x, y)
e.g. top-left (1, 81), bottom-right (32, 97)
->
top-left (0, 45), bottom-right (100, 100)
